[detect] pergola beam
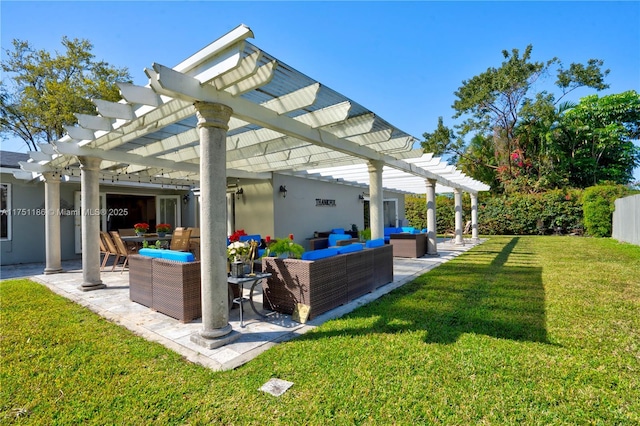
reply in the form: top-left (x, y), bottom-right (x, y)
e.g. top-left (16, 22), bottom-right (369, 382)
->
top-left (150, 62), bottom-right (468, 189)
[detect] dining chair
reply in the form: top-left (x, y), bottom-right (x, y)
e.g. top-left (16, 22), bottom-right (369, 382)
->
top-left (109, 231), bottom-right (136, 273)
top-left (118, 228), bottom-right (136, 236)
top-left (100, 231), bottom-right (120, 271)
top-left (118, 228), bottom-right (141, 251)
top-left (187, 227), bottom-right (200, 260)
top-left (170, 228), bottom-right (192, 251)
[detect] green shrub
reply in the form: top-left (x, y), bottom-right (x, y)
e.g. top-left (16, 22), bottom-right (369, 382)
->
top-left (582, 184), bottom-right (633, 237)
top-left (406, 190), bottom-right (585, 236)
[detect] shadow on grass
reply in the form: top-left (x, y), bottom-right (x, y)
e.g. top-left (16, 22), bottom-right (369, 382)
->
top-left (301, 237), bottom-right (549, 345)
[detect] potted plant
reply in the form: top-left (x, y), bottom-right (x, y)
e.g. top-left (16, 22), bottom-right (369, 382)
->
top-left (142, 240), bottom-right (163, 249)
top-left (134, 222), bottom-right (149, 236)
top-left (227, 240), bottom-right (251, 277)
top-left (264, 236), bottom-right (305, 259)
top-left (358, 228), bottom-right (371, 242)
top-left (156, 223), bottom-right (171, 237)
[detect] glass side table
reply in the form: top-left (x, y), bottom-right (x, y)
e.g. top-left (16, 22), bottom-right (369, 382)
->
top-left (227, 272), bottom-right (272, 327)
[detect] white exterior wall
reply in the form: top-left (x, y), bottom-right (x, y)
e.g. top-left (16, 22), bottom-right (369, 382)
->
top-left (1, 172), bottom-right (190, 266)
top-left (232, 179), bottom-right (275, 238)
top-left (612, 194), bottom-right (640, 246)
top-left (271, 174), bottom-right (405, 249)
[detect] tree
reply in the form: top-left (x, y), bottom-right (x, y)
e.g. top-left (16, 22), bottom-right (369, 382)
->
top-left (421, 116), bottom-right (462, 163)
top-left (422, 45), bottom-right (611, 193)
top-left (1, 37), bottom-right (131, 151)
top-left (551, 91), bottom-right (640, 187)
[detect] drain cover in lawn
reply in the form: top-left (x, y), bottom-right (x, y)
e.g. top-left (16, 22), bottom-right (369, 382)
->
top-left (260, 378), bottom-right (294, 396)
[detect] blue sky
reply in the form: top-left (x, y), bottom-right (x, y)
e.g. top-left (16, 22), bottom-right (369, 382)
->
top-left (2, 1), bottom-right (639, 179)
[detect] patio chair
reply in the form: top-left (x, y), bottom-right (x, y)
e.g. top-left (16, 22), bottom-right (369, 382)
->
top-left (110, 231), bottom-right (137, 273)
top-left (187, 227), bottom-right (200, 259)
top-left (464, 220), bottom-right (472, 234)
top-left (100, 231), bottom-right (120, 271)
top-left (170, 228), bottom-right (192, 251)
top-left (118, 227), bottom-right (140, 251)
top-left (118, 228), bottom-right (136, 236)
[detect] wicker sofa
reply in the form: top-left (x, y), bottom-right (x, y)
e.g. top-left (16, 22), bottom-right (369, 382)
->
top-left (262, 240), bottom-right (393, 320)
top-left (129, 250), bottom-right (202, 323)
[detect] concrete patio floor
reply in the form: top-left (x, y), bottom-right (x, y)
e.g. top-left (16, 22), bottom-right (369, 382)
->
top-left (1, 239), bottom-right (483, 371)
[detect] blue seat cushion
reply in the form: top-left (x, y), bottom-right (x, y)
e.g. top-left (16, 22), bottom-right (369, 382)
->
top-left (138, 248), bottom-right (164, 258)
top-left (365, 238), bottom-right (385, 248)
top-left (162, 250), bottom-right (195, 262)
top-left (384, 227), bottom-right (402, 236)
top-left (138, 248), bottom-right (195, 262)
top-left (331, 228), bottom-right (345, 234)
top-left (328, 233), bottom-right (352, 246)
top-left (337, 243), bottom-right (363, 254)
top-left (301, 247), bottom-right (339, 260)
top-left (239, 234), bottom-right (261, 243)
top-left (401, 226), bottom-right (419, 234)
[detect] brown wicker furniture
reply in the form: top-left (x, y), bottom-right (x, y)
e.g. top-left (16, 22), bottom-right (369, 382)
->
top-left (372, 244), bottom-right (394, 287)
top-left (336, 238), bottom-right (360, 246)
top-left (262, 245), bottom-right (393, 320)
top-left (389, 233), bottom-right (427, 258)
top-left (263, 255), bottom-right (347, 320)
top-left (308, 237), bottom-right (329, 251)
top-left (128, 254), bottom-right (154, 307)
top-left (345, 249), bottom-right (374, 300)
top-left (151, 258), bottom-right (201, 322)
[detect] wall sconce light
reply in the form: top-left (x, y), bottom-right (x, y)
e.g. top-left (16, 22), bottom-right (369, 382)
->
top-left (235, 187), bottom-right (244, 199)
top-left (183, 194), bottom-right (190, 205)
top-left (279, 185), bottom-right (287, 198)
top-left (358, 193), bottom-right (365, 201)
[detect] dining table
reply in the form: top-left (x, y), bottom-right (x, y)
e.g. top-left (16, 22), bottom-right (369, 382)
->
top-left (121, 234), bottom-right (173, 243)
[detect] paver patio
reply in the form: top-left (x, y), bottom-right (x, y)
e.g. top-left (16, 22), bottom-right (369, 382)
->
top-left (1, 239), bottom-right (483, 371)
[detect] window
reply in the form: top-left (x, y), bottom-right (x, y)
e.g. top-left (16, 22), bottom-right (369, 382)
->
top-left (157, 196), bottom-right (181, 228)
top-left (1, 184), bottom-right (11, 240)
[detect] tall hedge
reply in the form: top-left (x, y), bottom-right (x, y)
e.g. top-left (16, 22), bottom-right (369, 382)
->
top-left (477, 190), bottom-right (583, 235)
top-left (582, 184), bottom-right (633, 237)
top-left (405, 186), bottom-right (635, 237)
top-left (405, 190), bottom-right (583, 235)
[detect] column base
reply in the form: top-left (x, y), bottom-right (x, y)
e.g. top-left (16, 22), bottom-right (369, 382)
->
top-left (426, 252), bottom-right (440, 257)
top-left (44, 267), bottom-right (63, 275)
top-left (191, 329), bottom-right (240, 349)
top-left (79, 282), bottom-right (106, 292)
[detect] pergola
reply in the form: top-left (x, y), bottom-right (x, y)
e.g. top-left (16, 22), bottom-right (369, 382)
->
top-left (18, 25), bottom-right (488, 348)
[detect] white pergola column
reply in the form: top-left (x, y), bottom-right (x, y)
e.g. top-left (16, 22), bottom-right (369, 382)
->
top-left (425, 178), bottom-right (438, 255)
top-left (470, 192), bottom-right (479, 241)
top-left (368, 160), bottom-right (384, 241)
top-left (42, 172), bottom-right (63, 274)
top-left (454, 187), bottom-right (465, 246)
top-left (191, 101), bottom-right (240, 349)
top-left (78, 156), bottom-right (105, 291)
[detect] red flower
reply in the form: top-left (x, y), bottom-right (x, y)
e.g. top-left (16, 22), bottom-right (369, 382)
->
top-left (229, 229), bottom-right (247, 242)
top-left (134, 223), bottom-right (149, 232)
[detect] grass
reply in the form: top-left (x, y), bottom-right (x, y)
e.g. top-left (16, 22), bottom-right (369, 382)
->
top-left (2, 236), bottom-right (639, 424)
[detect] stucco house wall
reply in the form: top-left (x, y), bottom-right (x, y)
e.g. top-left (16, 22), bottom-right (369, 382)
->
top-left (2, 164), bottom-right (408, 265)
top-left (1, 168), bottom-right (190, 266)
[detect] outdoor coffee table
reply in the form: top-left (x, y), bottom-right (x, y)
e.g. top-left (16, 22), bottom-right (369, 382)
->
top-left (227, 272), bottom-right (272, 327)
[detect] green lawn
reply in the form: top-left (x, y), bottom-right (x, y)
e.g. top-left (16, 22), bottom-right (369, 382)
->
top-left (2, 236), bottom-right (639, 424)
